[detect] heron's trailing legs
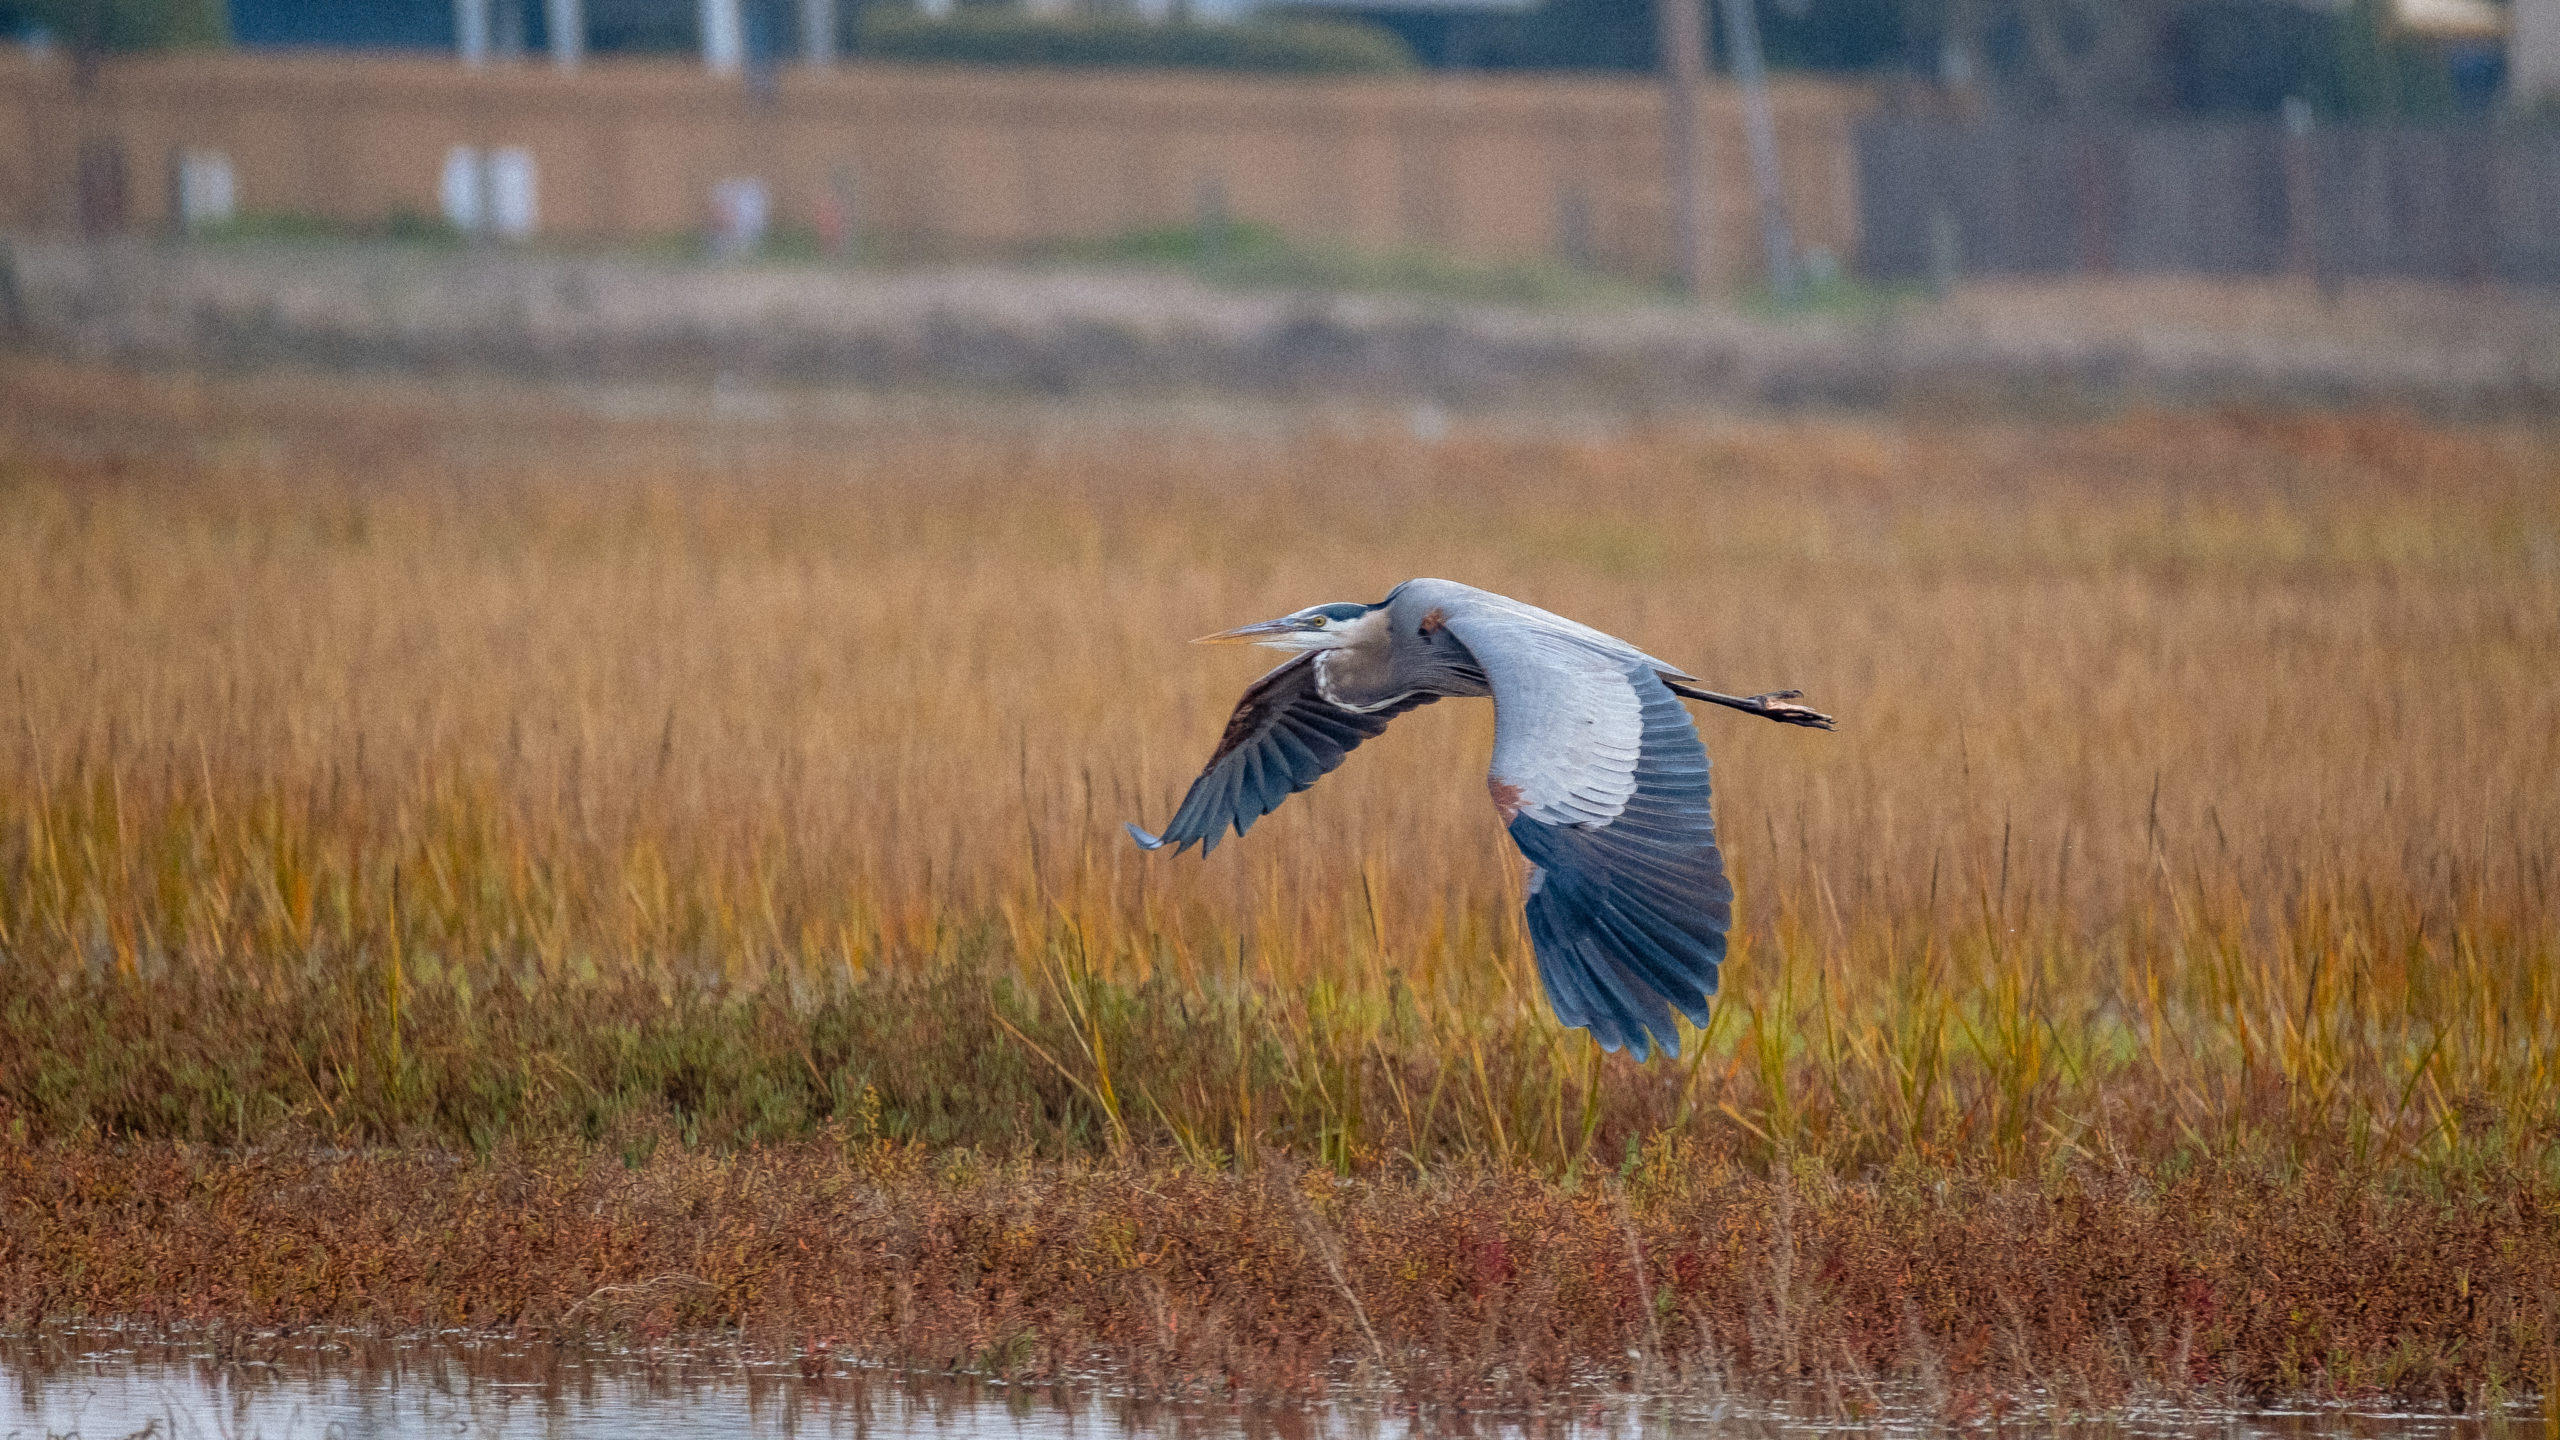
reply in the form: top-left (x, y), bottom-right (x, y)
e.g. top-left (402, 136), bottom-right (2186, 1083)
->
top-left (1665, 682), bottom-right (1836, 730)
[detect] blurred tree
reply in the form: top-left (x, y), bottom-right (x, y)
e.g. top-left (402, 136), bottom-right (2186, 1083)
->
top-left (582, 0), bottom-right (700, 51)
top-left (1948, 0), bottom-right (2465, 115)
top-left (2010, 0), bottom-right (2161, 110)
top-left (1469, 0), bottom-right (1660, 69)
top-left (225, 0), bottom-right (451, 49)
top-left (1448, 0), bottom-right (1911, 70)
top-left (2157, 0), bottom-right (2342, 112)
top-left (1, 0), bottom-right (225, 47)
top-left (1753, 0), bottom-right (1910, 69)
top-left (0, 0), bottom-right (2469, 117)
top-left (1424, 0), bottom-right (2472, 118)
top-left (2321, 0), bottom-right (2461, 114)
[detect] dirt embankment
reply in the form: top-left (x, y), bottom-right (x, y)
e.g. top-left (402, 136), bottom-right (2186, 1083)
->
top-left (6, 237), bottom-right (2557, 413)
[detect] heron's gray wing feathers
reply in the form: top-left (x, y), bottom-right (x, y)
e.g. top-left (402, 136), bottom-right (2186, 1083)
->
top-left (1126, 652), bottom-right (1435, 856)
top-left (1435, 602), bottom-right (1732, 1061)
top-left (1391, 577), bottom-right (1695, 681)
top-left (1504, 676), bottom-right (1732, 1060)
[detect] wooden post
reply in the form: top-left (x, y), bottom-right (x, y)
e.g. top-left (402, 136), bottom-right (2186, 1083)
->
top-left (2069, 130), bottom-right (2111, 274)
top-left (76, 138), bottom-right (127, 237)
top-left (1657, 0), bottom-right (1708, 294)
top-left (2281, 98), bottom-right (2317, 280)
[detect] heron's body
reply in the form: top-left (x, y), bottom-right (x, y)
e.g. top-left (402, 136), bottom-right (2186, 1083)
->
top-left (1127, 578), bottom-right (1831, 1061)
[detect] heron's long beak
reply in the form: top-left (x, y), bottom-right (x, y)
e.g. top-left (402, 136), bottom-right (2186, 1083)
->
top-left (1194, 617), bottom-right (1311, 645)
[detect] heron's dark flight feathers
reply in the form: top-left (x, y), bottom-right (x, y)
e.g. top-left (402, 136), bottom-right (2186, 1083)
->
top-left (1504, 667), bottom-right (1729, 1060)
top-left (1124, 652), bottom-right (1437, 855)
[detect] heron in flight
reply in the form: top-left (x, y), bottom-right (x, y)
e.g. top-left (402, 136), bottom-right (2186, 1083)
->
top-left (1126, 578), bottom-right (1833, 1061)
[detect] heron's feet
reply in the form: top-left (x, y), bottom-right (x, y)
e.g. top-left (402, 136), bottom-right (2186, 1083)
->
top-left (1742, 690), bottom-right (1837, 730)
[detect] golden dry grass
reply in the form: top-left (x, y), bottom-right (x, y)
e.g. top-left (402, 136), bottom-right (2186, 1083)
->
top-left (1, 359), bottom-right (2555, 1176)
top-left (4, 358), bottom-right (2559, 1404)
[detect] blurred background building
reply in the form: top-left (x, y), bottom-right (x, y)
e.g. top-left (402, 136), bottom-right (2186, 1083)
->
top-left (0, 0), bottom-right (2527, 108)
top-left (0, 0), bottom-right (2552, 289)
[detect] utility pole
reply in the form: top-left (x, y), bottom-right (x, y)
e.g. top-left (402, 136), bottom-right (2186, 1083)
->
top-left (494, 0), bottom-right (525, 60)
top-left (72, 0), bottom-right (103, 88)
top-left (802, 0), bottom-right (838, 65)
top-left (702, 0), bottom-right (747, 73)
top-left (548, 0), bottom-right (584, 68)
top-left (1714, 0), bottom-right (1801, 303)
top-left (1657, 0), bottom-right (1708, 295)
top-left (455, 0), bottom-right (492, 66)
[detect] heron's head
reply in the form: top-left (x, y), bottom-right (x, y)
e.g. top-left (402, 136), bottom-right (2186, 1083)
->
top-left (1196, 602), bottom-right (1381, 652)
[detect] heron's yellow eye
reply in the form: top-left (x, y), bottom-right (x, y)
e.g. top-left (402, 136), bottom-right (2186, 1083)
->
top-left (1308, 616), bottom-right (1327, 628)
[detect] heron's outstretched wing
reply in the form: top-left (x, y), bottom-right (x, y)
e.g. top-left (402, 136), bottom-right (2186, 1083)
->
top-left (1436, 605), bottom-right (1732, 1061)
top-left (1127, 652), bottom-right (1435, 856)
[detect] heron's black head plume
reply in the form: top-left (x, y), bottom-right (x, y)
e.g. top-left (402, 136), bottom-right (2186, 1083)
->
top-left (1197, 600), bottom-right (1382, 649)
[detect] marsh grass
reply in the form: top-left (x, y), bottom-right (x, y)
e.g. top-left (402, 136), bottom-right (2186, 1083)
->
top-left (0, 359), bottom-right (2555, 1400)
top-left (10, 1137), bottom-right (2557, 1408)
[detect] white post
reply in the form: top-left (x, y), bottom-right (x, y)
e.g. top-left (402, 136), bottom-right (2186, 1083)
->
top-left (548, 0), bottom-right (583, 67)
top-left (489, 148), bottom-right (540, 239)
top-left (176, 151), bottom-right (237, 233)
top-left (455, 0), bottom-right (491, 65)
top-left (800, 0), bottom-right (836, 65)
top-left (2517, 0), bottom-right (2560, 106)
top-left (441, 146), bottom-right (485, 233)
top-left (702, 0), bottom-right (747, 73)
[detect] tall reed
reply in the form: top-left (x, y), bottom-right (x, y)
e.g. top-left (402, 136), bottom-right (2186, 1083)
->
top-left (2, 361), bottom-right (2553, 1184)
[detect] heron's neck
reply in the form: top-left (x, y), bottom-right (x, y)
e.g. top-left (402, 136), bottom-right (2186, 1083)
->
top-left (1311, 615), bottom-right (1400, 711)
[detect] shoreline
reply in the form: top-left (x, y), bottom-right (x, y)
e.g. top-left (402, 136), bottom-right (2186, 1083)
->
top-left (3, 1138), bottom-right (2548, 1412)
top-left (7, 237), bottom-right (2557, 415)
top-left (0, 1321), bottom-right (2534, 1433)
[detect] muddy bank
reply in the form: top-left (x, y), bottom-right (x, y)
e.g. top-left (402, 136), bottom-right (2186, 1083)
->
top-left (6, 237), bottom-right (2556, 413)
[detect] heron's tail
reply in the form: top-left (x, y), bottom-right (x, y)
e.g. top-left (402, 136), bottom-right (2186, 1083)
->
top-left (1122, 821), bottom-right (1169, 851)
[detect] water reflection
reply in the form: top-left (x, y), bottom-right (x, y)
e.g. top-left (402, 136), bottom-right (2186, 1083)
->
top-left (0, 1330), bottom-right (2531, 1439)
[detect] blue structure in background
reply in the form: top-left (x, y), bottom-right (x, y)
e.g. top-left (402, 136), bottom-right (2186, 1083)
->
top-left (229, 0), bottom-right (458, 48)
top-left (225, 0), bottom-right (744, 56)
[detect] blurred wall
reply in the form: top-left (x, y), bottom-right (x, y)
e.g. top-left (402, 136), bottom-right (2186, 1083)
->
top-left (0, 49), bottom-right (1869, 288)
top-left (2519, 0), bottom-right (2560, 107)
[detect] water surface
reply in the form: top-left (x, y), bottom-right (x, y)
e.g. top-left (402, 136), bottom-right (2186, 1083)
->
top-left (2, 1331), bottom-right (2529, 1439)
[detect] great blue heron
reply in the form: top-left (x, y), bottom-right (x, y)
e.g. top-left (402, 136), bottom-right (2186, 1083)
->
top-left (1126, 578), bottom-right (1833, 1061)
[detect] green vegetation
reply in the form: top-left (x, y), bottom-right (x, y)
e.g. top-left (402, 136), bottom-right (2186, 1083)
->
top-left (1733, 260), bottom-right (1928, 319)
top-left (186, 210), bottom-right (465, 247)
top-left (1, 0), bottom-right (223, 49)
